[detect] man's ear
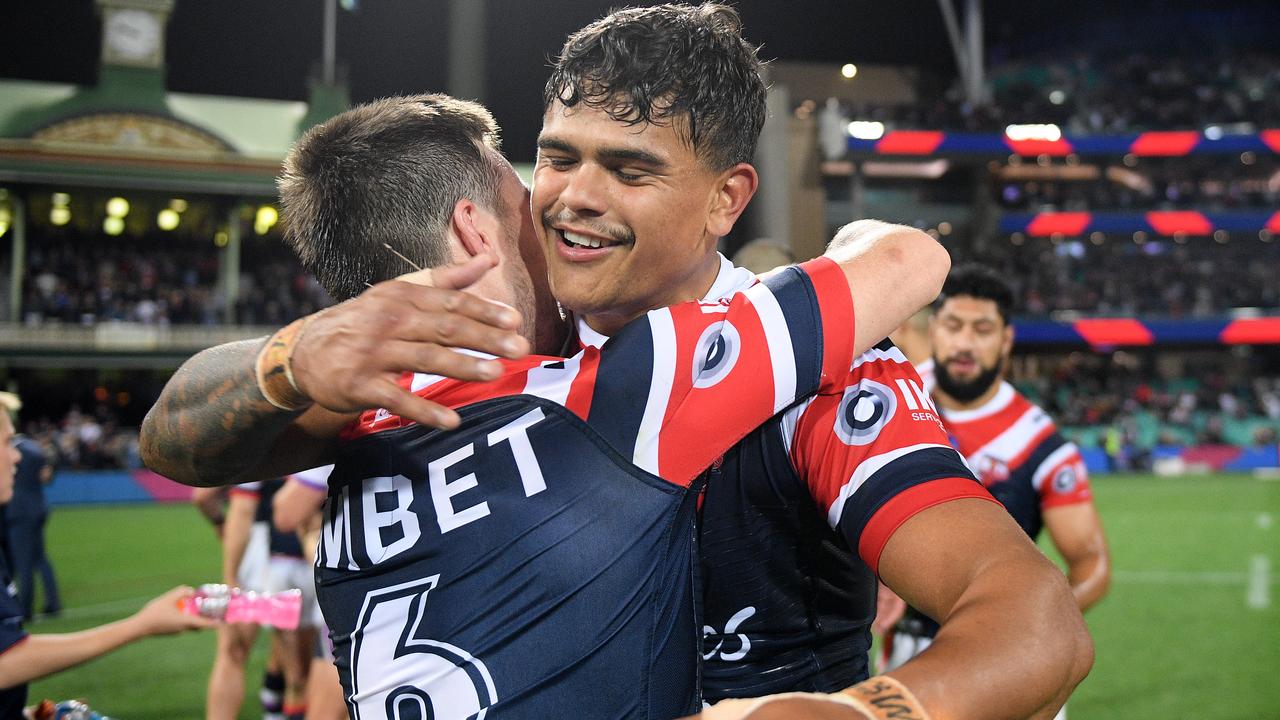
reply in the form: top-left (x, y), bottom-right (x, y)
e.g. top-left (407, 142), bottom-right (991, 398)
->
top-left (451, 198), bottom-right (499, 259)
top-left (707, 162), bottom-right (759, 239)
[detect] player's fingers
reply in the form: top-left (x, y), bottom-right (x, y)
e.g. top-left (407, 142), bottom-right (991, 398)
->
top-left (379, 340), bottom-right (506, 383)
top-left (392, 283), bottom-right (523, 333)
top-left (373, 380), bottom-right (462, 430)
top-left (394, 253), bottom-right (497, 288)
top-left (394, 307), bottom-right (530, 359)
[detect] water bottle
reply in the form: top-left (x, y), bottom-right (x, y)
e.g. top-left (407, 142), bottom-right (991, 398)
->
top-left (179, 583), bottom-right (302, 630)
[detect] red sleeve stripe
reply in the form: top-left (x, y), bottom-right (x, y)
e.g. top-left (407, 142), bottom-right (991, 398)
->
top-left (1030, 443), bottom-right (1082, 492)
top-left (858, 477), bottom-right (1001, 575)
top-left (826, 442), bottom-right (956, 528)
top-left (799, 256), bottom-right (857, 392)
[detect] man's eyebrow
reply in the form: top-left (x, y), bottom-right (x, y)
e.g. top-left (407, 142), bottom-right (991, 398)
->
top-left (597, 146), bottom-right (668, 170)
top-left (537, 136), bottom-right (669, 170)
top-left (536, 136), bottom-right (576, 154)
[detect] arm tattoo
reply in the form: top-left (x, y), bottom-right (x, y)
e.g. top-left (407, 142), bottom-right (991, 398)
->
top-left (140, 339), bottom-right (304, 487)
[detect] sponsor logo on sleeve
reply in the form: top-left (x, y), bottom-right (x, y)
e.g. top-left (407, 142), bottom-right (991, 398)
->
top-left (1053, 465), bottom-right (1078, 494)
top-left (834, 379), bottom-right (898, 446)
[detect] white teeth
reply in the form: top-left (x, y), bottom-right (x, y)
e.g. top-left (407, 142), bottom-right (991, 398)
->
top-left (563, 231), bottom-right (604, 249)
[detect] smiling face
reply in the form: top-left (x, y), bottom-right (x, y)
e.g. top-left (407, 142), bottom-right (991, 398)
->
top-left (533, 102), bottom-right (753, 335)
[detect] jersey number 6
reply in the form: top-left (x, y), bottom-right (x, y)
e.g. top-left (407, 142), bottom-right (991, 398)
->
top-left (348, 575), bottom-right (498, 719)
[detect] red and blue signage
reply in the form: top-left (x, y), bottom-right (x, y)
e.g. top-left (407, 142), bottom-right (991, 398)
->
top-left (847, 129), bottom-right (1280, 157)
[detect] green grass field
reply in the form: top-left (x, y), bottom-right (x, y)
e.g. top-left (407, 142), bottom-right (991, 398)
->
top-left (23, 473), bottom-right (1280, 719)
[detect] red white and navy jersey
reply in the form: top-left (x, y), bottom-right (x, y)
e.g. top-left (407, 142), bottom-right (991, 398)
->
top-left (571, 256), bottom-right (991, 701)
top-left (898, 380), bottom-right (1093, 641)
top-left (938, 381), bottom-right (1092, 539)
top-left (316, 259), bottom-right (857, 720)
top-left (697, 340), bottom-right (990, 700)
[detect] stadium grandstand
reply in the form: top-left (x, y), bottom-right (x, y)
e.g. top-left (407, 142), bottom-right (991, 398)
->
top-left (0, 1), bottom-right (1275, 718)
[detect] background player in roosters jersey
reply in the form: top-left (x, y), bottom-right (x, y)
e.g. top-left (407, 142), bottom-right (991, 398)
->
top-left (144, 92), bottom-right (951, 719)
top-left (878, 265), bottom-right (1111, 718)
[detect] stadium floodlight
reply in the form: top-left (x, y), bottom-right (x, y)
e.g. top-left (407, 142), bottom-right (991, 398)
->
top-left (157, 208), bottom-right (181, 231)
top-left (1004, 124), bottom-right (1062, 142)
top-left (846, 120), bottom-right (885, 140)
top-left (50, 207), bottom-right (71, 226)
top-left (103, 215), bottom-right (125, 236)
top-left (106, 197), bottom-right (130, 217)
top-left (52, 192), bottom-right (70, 206)
top-left (255, 205), bottom-right (279, 235)
top-left (169, 198), bottom-right (189, 212)
top-left (841, 63), bottom-right (858, 79)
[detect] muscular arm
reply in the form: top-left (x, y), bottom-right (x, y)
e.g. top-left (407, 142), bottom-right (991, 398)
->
top-left (140, 257), bottom-right (528, 487)
top-left (871, 498), bottom-right (1094, 720)
top-left (1043, 502), bottom-right (1111, 612)
top-left (141, 339), bottom-right (312, 487)
top-left (825, 219), bottom-right (951, 355)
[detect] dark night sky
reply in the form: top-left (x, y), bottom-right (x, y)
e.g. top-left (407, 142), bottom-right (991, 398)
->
top-left (3, 0), bottom-right (1276, 162)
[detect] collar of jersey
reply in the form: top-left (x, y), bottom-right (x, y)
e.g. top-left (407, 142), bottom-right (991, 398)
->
top-left (574, 253), bottom-right (755, 349)
top-left (938, 380), bottom-right (1017, 424)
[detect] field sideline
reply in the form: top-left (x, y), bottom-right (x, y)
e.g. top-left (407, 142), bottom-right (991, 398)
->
top-left (24, 472), bottom-right (1280, 719)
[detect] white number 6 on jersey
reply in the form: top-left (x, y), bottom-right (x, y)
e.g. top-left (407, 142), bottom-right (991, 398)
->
top-left (349, 575), bottom-right (497, 719)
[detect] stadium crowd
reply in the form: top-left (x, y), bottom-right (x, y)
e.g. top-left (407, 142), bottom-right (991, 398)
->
top-left (980, 236), bottom-right (1280, 317)
top-left (1019, 356), bottom-right (1280, 452)
top-left (841, 51), bottom-right (1280, 133)
top-left (996, 159), bottom-right (1280, 212)
top-left (19, 237), bottom-right (332, 327)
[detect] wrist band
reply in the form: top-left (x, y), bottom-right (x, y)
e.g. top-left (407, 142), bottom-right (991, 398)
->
top-left (254, 316), bottom-right (313, 411)
top-left (841, 676), bottom-right (930, 720)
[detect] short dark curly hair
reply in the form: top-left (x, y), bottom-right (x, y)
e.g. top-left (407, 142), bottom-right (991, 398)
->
top-left (937, 264), bottom-right (1016, 324)
top-left (543, 3), bottom-right (767, 171)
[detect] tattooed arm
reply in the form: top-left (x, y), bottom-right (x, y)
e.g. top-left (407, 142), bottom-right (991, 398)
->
top-left (140, 258), bottom-right (529, 487)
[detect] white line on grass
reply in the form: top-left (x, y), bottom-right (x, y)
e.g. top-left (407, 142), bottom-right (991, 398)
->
top-left (1113, 570), bottom-right (1248, 585)
top-left (1247, 555), bottom-right (1271, 610)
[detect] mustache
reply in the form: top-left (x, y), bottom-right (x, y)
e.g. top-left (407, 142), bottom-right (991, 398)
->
top-left (541, 211), bottom-right (635, 245)
top-left (945, 353), bottom-right (977, 364)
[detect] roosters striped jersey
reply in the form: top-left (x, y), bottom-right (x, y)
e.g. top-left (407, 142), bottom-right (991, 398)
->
top-left (572, 255), bottom-right (992, 700)
top-left (315, 258), bottom-right (856, 720)
top-left (937, 381), bottom-right (1092, 538)
top-left (899, 380), bottom-right (1092, 640)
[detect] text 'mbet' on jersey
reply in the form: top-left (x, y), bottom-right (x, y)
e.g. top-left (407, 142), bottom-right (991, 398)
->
top-left (316, 258), bottom-right (856, 719)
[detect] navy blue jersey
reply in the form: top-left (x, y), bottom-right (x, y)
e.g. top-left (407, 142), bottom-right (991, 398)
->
top-left (0, 553), bottom-right (28, 715)
top-left (316, 260), bottom-right (858, 719)
top-left (697, 340), bottom-right (988, 700)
